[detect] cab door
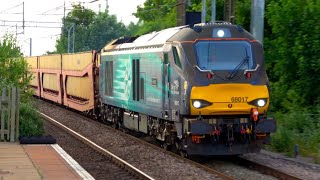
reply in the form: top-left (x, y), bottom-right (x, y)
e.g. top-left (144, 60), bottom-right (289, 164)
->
top-left (162, 44), bottom-right (183, 121)
top-left (162, 52), bottom-right (170, 119)
top-left (168, 45), bottom-right (182, 121)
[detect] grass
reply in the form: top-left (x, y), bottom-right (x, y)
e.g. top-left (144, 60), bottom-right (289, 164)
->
top-left (268, 110), bottom-right (320, 163)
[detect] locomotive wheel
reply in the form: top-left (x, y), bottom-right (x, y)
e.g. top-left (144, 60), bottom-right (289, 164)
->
top-left (111, 122), bottom-right (118, 129)
top-left (180, 150), bottom-right (188, 158)
top-left (101, 114), bottom-right (108, 124)
top-left (162, 136), bottom-right (172, 151)
top-left (162, 142), bottom-right (171, 151)
top-left (111, 116), bottom-right (119, 129)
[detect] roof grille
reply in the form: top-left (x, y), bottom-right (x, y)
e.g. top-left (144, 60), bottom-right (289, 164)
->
top-left (194, 21), bottom-right (232, 27)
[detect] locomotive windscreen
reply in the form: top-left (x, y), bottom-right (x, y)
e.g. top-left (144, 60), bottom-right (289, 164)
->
top-left (194, 40), bottom-right (254, 71)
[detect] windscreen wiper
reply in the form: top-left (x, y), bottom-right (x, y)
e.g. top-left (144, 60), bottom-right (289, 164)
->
top-left (227, 56), bottom-right (249, 79)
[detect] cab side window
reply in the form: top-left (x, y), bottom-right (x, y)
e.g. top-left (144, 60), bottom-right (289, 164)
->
top-left (172, 46), bottom-right (182, 69)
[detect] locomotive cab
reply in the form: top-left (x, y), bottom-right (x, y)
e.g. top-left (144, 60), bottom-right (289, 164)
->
top-left (169, 23), bottom-right (276, 155)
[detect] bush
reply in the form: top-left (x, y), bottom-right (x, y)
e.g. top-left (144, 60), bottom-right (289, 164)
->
top-left (19, 102), bottom-right (44, 137)
top-left (269, 108), bottom-right (320, 161)
top-left (270, 125), bottom-right (294, 154)
top-left (0, 34), bottom-right (44, 138)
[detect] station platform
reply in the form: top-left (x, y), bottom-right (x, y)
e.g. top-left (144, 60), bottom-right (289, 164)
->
top-left (0, 143), bottom-right (94, 180)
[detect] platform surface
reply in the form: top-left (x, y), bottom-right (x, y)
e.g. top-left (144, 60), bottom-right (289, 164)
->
top-left (0, 143), bottom-right (94, 180)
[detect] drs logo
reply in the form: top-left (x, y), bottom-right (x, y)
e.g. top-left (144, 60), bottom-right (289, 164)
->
top-left (231, 97), bottom-right (248, 103)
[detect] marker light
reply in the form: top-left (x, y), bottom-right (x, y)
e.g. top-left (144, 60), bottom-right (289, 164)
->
top-left (257, 99), bottom-right (266, 107)
top-left (193, 101), bottom-right (201, 108)
top-left (217, 30), bottom-right (225, 37)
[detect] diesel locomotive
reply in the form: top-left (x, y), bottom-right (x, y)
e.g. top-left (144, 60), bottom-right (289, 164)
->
top-left (28, 22), bottom-right (276, 156)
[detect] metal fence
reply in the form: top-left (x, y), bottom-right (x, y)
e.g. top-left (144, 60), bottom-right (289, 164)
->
top-left (0, 87), bottom-right (20, 142)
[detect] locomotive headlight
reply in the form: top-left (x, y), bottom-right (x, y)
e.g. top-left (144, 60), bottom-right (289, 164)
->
top-left (217, 30), bottom-right (225, 37)
top-left (193, 101), bottom-right (201, 108)
top-left (248, 98), bottom-right (268, 107)
top-left (257, 99), bottom-right (266, 107)
top-left (212, 28), bottom-right (231, 38)
top-left (192, 99), bottom-right (213, 109)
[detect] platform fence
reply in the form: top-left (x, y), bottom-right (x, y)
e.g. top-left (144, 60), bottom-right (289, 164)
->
top-left (0, 87), bottom-right (20, 142)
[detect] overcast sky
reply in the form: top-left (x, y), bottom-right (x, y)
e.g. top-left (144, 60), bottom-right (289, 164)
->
top-left (0, 0), bottom-right (145, 56)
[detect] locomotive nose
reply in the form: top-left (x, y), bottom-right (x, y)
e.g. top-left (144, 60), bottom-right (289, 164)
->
top-left (190, 84), bottom-right (270, 115)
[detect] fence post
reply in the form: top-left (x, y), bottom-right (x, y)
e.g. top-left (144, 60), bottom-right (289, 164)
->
top-left (15, 88), bottom-right (20, 140)
top-left (7, 88), bottom-right (11, 141)
top-left (0, 88), bottom-right (3, 141)
top-left (10, 87), bottom-right (17, 142)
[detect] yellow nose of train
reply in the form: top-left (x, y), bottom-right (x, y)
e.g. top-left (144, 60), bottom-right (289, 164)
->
top-left (190, 84), bottom-right (270, 115)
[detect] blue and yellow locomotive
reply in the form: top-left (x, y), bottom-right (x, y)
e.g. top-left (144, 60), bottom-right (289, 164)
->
top-left (99, 22), bottom-right (276, 156)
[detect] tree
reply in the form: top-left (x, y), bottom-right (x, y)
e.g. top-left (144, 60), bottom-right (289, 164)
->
top-left (133, 0), bottom-right (226, 35)
top-left (134, 0), bottom-right (177, 35)
top-left (0, 34), bottom-right (43, 138)
top-left (187, 0), bottom-right (224, 22)
top-left (0, 34), bottom-right (31, 89)
top-left (56, 4), bottom-right (96, 53)
top-left (87, 12), bottom-right (128, 51)
top-left (55, 4), bottom-right (127, 53)
top-left (266, 0), bottom-right (320, 110)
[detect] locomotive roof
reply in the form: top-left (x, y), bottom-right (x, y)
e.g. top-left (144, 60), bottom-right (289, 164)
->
top-left (102, 22), bottom-right (255, 52)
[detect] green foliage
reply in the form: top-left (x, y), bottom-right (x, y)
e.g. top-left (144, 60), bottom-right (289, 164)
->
top-left (133, 0), bottom-right (227, 35)
top-left (0, 34), bottom-right (44, 138)
top-left (265, 0), bottom-right (320, 110)
top-left (0, 34), bottom-right (32, 89)
top-left (262, 0), bottom-right (320, 161)
top-left (270, 125), bottom-right (294, 153)
top-left (269, 108), bottom-right (320, 162)
top-left (134, 0), bottom-right (177, 35)
top-left (55, 4), bottom-right (128, 53)
top-left (187, 0), bottom-right (224, 22)
top-left (126, 22), bottom-right (141, 36)
top-left (19, 102), bottom-right (44, 137)
top-left (86, 12), bottom-right (128, 51)
top-left (235, 0), bottom-right (251, 30)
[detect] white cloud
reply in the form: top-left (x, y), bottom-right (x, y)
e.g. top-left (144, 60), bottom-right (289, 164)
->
top-left (0, 0), bottom-right (145, 56)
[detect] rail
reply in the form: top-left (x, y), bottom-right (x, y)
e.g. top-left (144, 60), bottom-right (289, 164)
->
top-left (37, 111), bottom-right (155, 180)
top-left (236, 157), bottom-right (302, 180)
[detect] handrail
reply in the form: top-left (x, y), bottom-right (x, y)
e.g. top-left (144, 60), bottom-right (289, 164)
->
top-left (244, 64), bottom-right (260, 74)
top-left (193, 65), bottom-right (214, 75)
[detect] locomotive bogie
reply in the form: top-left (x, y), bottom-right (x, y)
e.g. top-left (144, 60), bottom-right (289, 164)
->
top-left (99, 102), bottom-right (177, 143)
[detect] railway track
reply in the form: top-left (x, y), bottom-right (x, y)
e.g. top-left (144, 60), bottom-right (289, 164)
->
top-left (234, 157), bottom-right (301, 180)
top-left (39, 111), bottom-right (154, 180)
top-left (35, 99), bottom-right (302, 180)
top-left (36, 99), bottom-right (230, 179)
